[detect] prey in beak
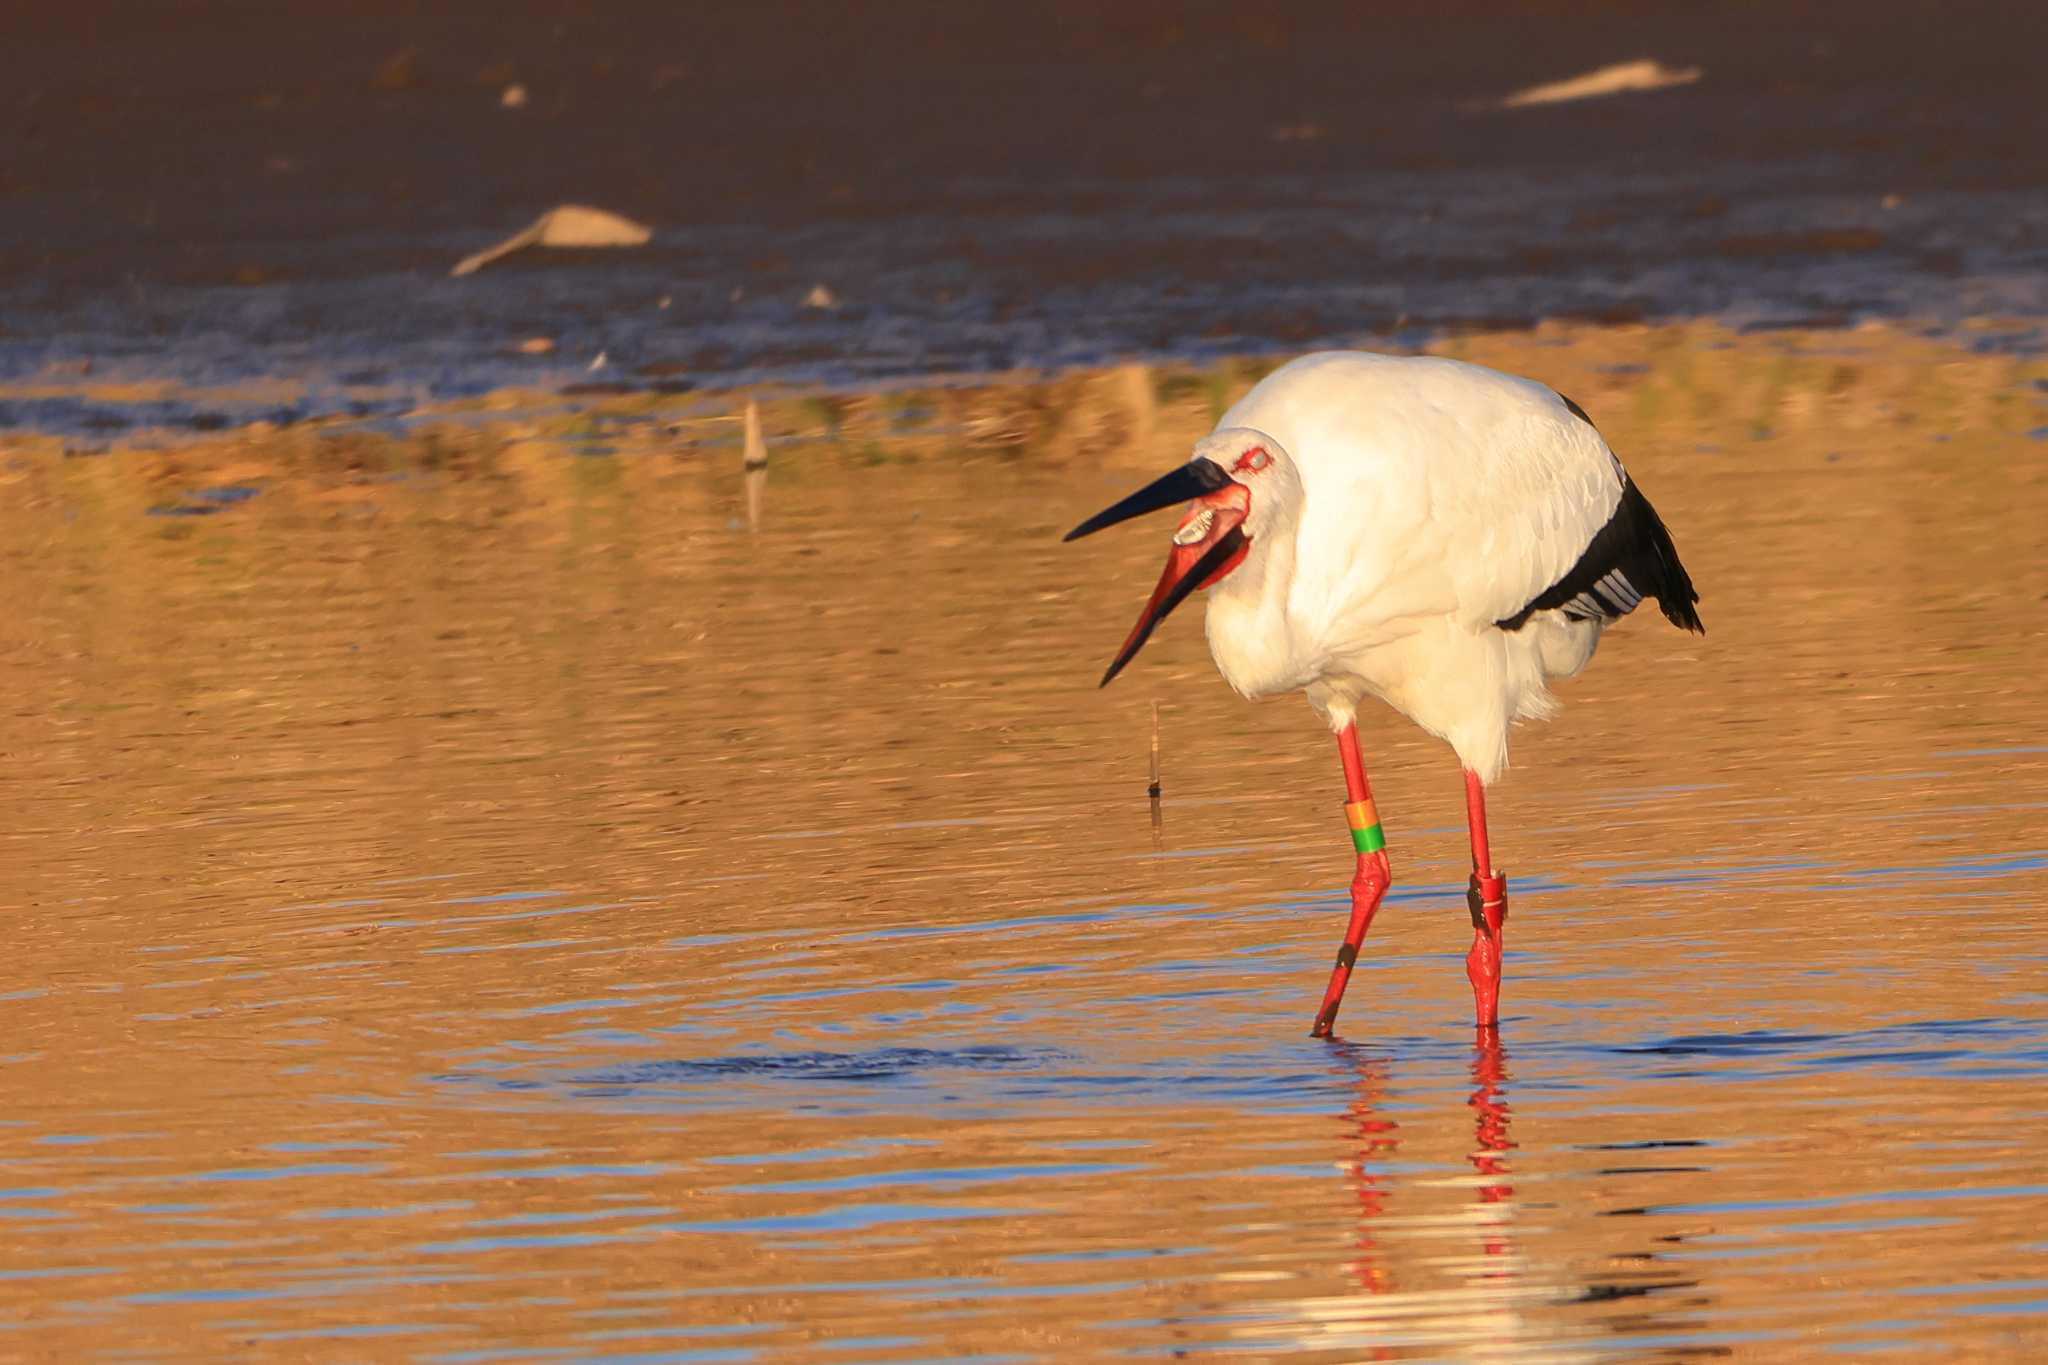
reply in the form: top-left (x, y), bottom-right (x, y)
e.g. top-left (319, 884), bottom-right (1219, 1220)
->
top-left (1064, 460), bottom-right (1252, 686)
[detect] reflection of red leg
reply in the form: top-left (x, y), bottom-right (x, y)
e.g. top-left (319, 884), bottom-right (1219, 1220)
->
top-left (1312, 724), bottom-right (1391, 1038)
top-left (1462, 770), bottom-right (1509, 1030)
top-left (1345, 1056), bottom-right (1399, 1295)
top-left (1469, 1035), bottom-right (1515, 1264)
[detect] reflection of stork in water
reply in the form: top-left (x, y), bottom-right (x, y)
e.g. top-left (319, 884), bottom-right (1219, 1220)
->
top-left (1165, 1047), bottom-right (1579, 1359)
top-left (1468, 1036), bottom-right (1516, 1267)
top-left (1342, 1052), bottom-right (1401, 1297)
top-left (1269, 1039), bottom-right (1528, 1359)
top-left (1343, 1047), bottom-right (1523, 1285)
top-left (1275, 1044), bottom-right (1704, 1358)
top-left (1340, 1039), bottom-right (1517, 1296)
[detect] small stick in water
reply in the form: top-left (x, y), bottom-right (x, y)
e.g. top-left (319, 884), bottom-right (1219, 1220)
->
top-left (742, 400), bottom-right (768, 472)
top-left (1147, 701), bottom-right (1162, 799)
top-left (742, 399), bottom-right (767, 532)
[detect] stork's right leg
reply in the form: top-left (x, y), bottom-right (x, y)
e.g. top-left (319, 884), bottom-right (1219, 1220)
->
top-left (1311, 723), bottom-right (1392, 1038)
top-left (1463, 770), bottom-right (1510, 1030)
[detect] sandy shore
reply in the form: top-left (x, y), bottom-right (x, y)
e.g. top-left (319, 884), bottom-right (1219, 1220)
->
top-left (3, 318), bottom-right (2042, 500)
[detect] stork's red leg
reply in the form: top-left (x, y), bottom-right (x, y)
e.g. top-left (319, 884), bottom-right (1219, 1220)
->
top-left (1463, 770), bottom-right (1510, 1030)
top-left (1311, 723), bottom-right (1391, 1038)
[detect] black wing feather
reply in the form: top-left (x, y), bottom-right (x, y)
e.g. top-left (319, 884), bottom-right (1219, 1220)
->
top-left (1497, 392), bottom-right (1703, 634)
top-left (1497, 477), bottom-right (1702, 633)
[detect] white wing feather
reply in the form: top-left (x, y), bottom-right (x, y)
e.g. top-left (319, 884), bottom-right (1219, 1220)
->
top-left (1219, 352), bottom-right (1623, 633)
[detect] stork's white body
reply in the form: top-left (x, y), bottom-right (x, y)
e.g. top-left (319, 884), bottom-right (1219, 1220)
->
top-left (1065, 348), bottom-right (1699, 1032)
top-left (1201, 352), bottom-right (1632, 783)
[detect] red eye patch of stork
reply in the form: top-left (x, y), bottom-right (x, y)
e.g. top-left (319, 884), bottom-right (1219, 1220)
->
top-left (1232, 446), bottom-right (1273, 474)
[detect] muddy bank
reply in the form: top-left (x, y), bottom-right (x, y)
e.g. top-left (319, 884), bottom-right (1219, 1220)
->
top-left (4, 317), bottom-right (2045, 468)
top-left (4, 3), bottom-right (2046, 427)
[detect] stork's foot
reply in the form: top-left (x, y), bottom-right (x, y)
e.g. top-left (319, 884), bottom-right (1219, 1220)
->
top-left (1464, 870), bottom-right (1509, 1029)
top-left (1311, 850), bottom-right (1391, 1038)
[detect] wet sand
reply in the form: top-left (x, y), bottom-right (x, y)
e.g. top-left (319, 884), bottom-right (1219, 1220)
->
top-left (6, 3), bottom-right (2048, 411)
top-left (3, 323), bottom-right (2046, 1359)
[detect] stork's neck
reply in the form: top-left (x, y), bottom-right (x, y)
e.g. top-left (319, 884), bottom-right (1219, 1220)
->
top-left (1202, 529), bottom-right (1311, 699)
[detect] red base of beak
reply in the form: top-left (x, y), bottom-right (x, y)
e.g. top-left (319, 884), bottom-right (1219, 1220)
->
top-left (1100, 484), bottom-right (1250, 686)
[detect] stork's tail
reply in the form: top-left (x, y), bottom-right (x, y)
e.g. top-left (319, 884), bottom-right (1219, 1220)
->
top-left (1496, 478), bottom-right (1703, 634)
top-left (1628, 481), bottom-right (1703, 633)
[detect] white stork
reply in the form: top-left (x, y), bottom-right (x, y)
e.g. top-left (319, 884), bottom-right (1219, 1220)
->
top-left (1066, 351), bottom-right (1702, 1036)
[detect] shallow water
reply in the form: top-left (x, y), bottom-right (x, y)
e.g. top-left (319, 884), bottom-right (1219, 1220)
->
top-left (4, 330), bottom-right (2047, 1360)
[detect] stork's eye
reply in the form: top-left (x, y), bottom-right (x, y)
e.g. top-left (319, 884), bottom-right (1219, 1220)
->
top-left (1235, 447), bottom-right (1272, 473)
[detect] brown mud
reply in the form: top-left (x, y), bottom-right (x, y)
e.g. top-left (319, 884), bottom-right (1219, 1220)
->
top-left (5, 3), bottom-right (2047, 417)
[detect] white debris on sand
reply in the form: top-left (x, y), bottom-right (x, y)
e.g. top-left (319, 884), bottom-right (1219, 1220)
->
top-left (1497, 58), bottom-right (1701, 109)
top-left (451, 205), bottom-right (652, 277)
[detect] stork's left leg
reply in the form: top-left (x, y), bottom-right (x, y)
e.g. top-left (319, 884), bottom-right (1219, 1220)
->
top-left (1463, 770), bottom-right (1510, 1030)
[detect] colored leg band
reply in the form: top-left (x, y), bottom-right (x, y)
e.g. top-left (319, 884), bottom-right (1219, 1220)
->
top-left (1345, 800), bottom-right (1385, 854)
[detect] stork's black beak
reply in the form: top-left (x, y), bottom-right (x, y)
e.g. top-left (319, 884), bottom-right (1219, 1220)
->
top-left (1067, 461), bottom-right (1254, 687)
top-left (1063, 460), bottom-right (1233, 542)
top-left (1096, 522), bottom-right (1248, 687)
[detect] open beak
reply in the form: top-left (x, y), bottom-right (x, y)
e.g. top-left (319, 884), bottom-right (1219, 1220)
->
top-left (1065, 461), bottom-right (1252, 687)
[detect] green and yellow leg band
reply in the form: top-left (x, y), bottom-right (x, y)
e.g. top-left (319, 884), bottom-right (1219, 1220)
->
top-left (1346, 800), bottom-right (1386, 855)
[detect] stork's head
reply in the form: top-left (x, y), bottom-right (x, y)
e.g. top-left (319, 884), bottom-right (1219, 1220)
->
top-left (1064, 427), bottom-right (1297, 686)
